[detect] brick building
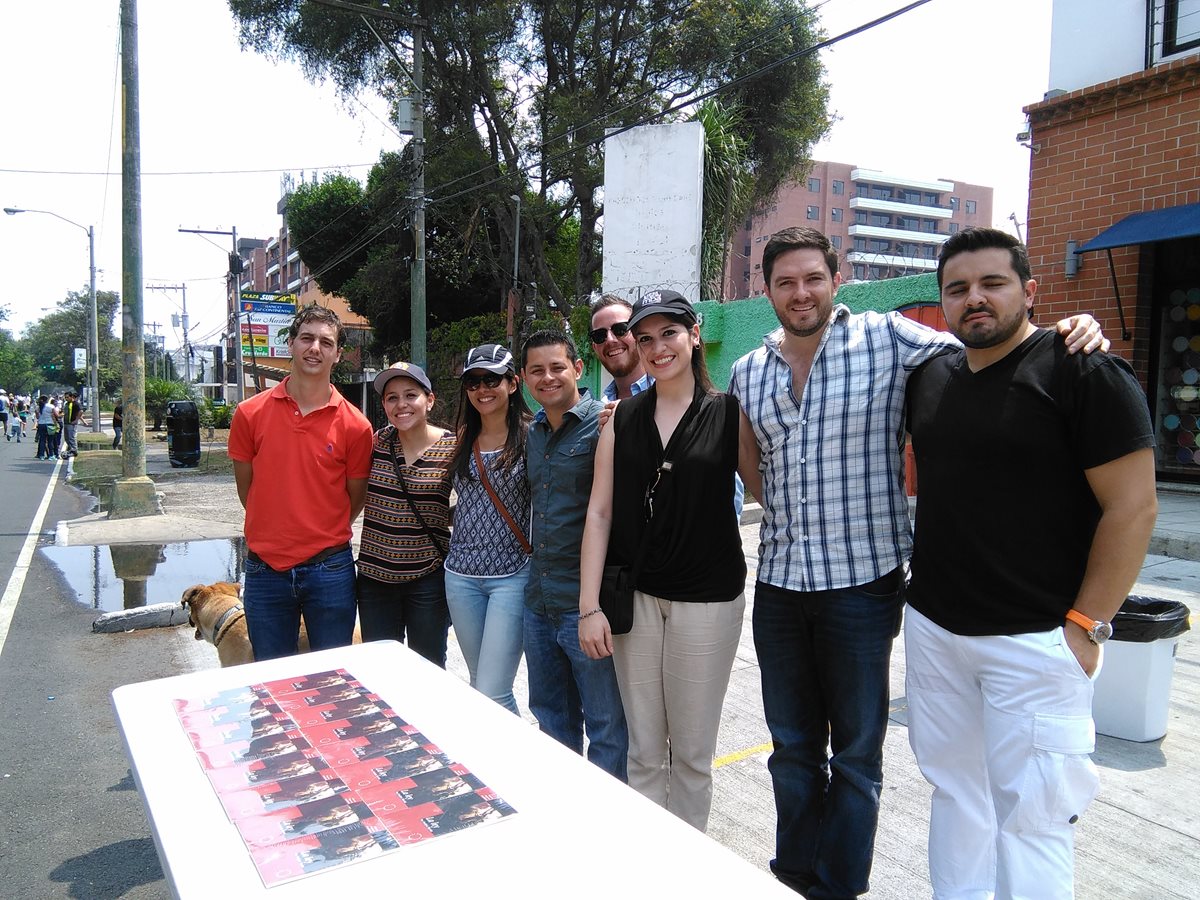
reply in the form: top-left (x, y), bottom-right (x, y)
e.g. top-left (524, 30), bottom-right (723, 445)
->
top-left (1025, 0), bottom-right (1200, 481)
top-left (724, 160), bottom-right (993, 299)
top-left (224, 176), bottom-right (373, 396)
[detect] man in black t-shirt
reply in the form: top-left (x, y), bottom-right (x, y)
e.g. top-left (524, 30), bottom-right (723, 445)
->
top-left (905, 228), bottom-right (1156, 899)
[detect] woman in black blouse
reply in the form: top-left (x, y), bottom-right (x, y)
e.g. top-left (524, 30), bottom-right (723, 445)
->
top-left (578, 291), bottom-right (747, 832)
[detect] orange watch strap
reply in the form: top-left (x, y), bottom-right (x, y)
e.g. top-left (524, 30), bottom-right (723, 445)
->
top-left (1065, 608), bottom-right (1097, 631)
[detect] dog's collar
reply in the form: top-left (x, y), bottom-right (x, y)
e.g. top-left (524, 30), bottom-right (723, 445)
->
top-left (210, 602), bottom-right (245, 648)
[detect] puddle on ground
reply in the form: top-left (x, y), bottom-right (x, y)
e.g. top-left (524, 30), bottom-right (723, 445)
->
top-left (41, 538), bottom-right (246, 612)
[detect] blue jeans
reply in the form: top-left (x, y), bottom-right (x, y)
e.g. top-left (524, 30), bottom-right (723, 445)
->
top-left (243, 547), bottom-right (358, 661)
top-left (445, 566), bottom-right (528, 714)
top-left (753, 574), bottom-right (904, 900)
top-left (523, 606), bottom-right (628, 782)
top-left (357, 570), bottom-right (450, 668)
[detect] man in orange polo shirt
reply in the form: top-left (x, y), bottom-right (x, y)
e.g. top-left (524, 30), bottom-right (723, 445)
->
top-left (228, 305), bottom-right (374, 660)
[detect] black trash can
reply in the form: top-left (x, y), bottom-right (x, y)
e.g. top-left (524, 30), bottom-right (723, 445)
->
top-left (166, 399), bottom-right (201, 468)
top-left (1093, 595), bottom-right (1192, 741)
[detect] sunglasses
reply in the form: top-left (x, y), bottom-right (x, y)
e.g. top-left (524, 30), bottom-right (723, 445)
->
top-left (589, 322), bottom-right (632, 344)
top-left (463, 372), bottom-right (505, 391)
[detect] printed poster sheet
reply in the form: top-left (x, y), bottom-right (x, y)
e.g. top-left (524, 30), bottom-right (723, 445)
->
top-left (174, 669), bottom-right (516, 887)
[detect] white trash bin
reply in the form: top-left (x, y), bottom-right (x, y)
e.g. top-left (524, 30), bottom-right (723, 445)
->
top-left (1092, 595), bottom-right (1190, 743)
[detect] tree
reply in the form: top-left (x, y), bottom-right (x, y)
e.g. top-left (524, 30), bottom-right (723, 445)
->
top-left (0, 329), bottom-right (38, 394)
top-left (229, 0), bottom-right (830, 322)
top-left (20, 287), bottom-right (122, 395)
top-left (144, 377), bottom-right (193, 431)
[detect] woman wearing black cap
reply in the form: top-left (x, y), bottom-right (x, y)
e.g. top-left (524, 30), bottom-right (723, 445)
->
top-left (578, 291), bottom-right (747, 832)
top-left (443, 344), bottom-right (533, 714)
top-left (357, 361), bottom-right (455, 666)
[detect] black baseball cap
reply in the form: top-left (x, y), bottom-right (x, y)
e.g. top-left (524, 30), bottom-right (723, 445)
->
top-left (373, 361), bottom-right (433, 396)
top-left (627, 290), bottom-right (698, 329)
top-left (462, 344), bottom-right (515, 376)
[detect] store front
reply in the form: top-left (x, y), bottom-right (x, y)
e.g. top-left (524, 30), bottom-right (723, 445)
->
top-left (1077, 204), bottom-right (1200, 481)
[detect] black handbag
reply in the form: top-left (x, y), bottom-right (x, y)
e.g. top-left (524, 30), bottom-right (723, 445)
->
top-left (599, 564), bottom-right (637, 635)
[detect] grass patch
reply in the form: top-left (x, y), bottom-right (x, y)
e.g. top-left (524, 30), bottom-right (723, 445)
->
top-left (153, 446), bottom-right (235, 478)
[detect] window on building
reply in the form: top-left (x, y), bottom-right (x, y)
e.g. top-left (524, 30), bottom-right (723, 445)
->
top-left (870, 214), bottom-right (890, 227)
top-left (923, 219), bottom-right (940, 233)
top-left (854, 238), bottom-right (867, 251)
top-left (831, 207), bottom-right (843, 223)
top-left (903, 190), bottom-right (922, 204)
top-left (870, 239), bottom-right (890, 253)
top-left (743, 244), bottom-right (751, 256)
top-left (1165, 0), bottom-right (1200, 55)
top-left (807, 205), bottom-right (820, 220)
top-left (965, 199), bottom-right (977, 214)
top-left (925, 192), bottom-right (941, 205)
top-left (808, 177), bottom-right (821, 192)
top-left (832, 180), bottom-right (844, 195)
top-left (897, 216), bottom-right (919, 231)
top-left (831, 235), bottom-right (842, 249)
top-left (855, 211), bottom-right (868, 225)
top-left (853, 264), bottom-right (866, 280)
top-left (744, 219), bottom-right (752, 229)
top-left (950, 196), bottom-right (960, 211)
top-left (949, 223), bottom-right (960, 234)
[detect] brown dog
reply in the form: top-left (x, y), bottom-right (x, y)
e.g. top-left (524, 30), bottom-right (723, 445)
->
top-left (181, 582), bottom-right (360, 668)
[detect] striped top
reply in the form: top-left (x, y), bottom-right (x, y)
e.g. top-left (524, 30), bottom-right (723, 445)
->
top-left (357, 426), bottom-right (455, 584)
top-left (729, 307), bottom-right (957, 592)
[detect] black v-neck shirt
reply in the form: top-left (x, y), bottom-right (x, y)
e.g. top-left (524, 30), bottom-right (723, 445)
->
top-left (607, 385), bottom-right (746, 602)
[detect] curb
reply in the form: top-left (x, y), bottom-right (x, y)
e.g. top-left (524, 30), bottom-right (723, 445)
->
top-left (93, 602), bottom-right (192, 633)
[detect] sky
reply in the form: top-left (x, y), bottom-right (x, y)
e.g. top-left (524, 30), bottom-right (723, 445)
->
top-left (1, 0), bottom-right (1051, 353)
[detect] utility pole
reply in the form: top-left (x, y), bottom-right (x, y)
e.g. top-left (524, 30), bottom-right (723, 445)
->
top-left (180, 227), bottom-right (242, 400)
top-left (310, 0), bottom-right (426, 366)
top-left (111, 0), bottom-right (159, 518)
top-left (147, 283), bottom-right (192, 382)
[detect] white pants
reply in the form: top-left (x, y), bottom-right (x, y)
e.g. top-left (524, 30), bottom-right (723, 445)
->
top-left (904, 606), bottom-right (1101, 900)
top-left (612, 591), bottom-right (745, 832)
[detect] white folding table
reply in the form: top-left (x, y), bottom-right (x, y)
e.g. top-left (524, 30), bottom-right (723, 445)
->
top-left (113, 640), bottom-right (793, 898)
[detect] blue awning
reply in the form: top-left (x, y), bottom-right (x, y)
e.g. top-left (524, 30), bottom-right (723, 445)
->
top-left (1076, 202), bottom-right (1200, 253)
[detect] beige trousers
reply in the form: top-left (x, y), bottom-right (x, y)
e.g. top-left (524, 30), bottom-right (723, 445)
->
top-left (612, 590), bottom-right (745, 831)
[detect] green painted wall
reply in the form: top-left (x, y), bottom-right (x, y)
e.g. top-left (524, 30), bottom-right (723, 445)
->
top-left (568, 272), bottom-right (942, 397)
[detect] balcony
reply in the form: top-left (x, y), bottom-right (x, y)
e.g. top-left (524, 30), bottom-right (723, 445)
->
top-left (266, 262), bottom-right (281, 277)
top-left (851, 168), bottom-right (953, 193)
top-left (849, 196), bottom-right (951, 219)
top-left (848, 224), bottom-right (949, 245)
top-left (846, 251), bottom-right (937, 271)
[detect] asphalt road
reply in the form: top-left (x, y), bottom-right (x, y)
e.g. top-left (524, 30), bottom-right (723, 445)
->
top-left (0, 444), bottom-right (173, 899)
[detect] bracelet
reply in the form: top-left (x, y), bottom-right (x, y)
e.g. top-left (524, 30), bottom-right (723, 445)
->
top-left (580, 608), bottom-right (605, 620)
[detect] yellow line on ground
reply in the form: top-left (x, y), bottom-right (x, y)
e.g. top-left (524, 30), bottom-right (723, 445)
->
top-left (713, 741), bottom-right (773, 769)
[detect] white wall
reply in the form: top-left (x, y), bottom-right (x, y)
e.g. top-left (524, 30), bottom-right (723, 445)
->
top-left (601, 122), bottom-right (704, 303)
top-left (1048, 0), bottom-right (1200, 94)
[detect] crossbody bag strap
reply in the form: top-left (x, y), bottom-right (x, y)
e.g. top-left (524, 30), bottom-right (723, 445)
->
top-left (472, 441), bottom-right (533, 555)
top-left (388, 430), bottom-right (448, 562)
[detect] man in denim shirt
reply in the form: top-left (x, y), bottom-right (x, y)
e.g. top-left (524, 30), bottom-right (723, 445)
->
top-left (521, 329), bottom-right (628, 781)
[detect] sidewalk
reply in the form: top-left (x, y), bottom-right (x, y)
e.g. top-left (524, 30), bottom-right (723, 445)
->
top-left (45, 446), bottom-right (1200, 897)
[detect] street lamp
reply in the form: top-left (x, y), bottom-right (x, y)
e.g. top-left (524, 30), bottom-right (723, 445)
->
top-left (4, 207), bottom-right (102, 433)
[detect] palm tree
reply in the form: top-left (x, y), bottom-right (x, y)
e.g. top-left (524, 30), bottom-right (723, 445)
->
top-left (144, 377), bottom-right (193, 431)
top-left (693, 100), bottom-right (756, 302)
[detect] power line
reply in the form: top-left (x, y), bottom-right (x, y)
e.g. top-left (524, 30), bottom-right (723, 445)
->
top-left (0, 163), bottom-right (380, 176)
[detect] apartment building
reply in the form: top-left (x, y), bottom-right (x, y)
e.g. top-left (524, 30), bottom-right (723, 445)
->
top-left (724, 160), bottom-right (993, 299)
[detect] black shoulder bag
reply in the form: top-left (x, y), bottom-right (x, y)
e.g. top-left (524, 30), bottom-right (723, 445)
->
top-left (388, 429), bottom-right (448, 562)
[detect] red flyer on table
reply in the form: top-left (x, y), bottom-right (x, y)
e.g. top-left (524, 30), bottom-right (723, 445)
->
top-left (309, 726), bottom-right (427, 769)
top-left (205, 748), bottom-right (326, 793)
top-left (220, 771), bottom-right (350, 820)
top-left (234, 793), bottom-right (378, 849)
top-left (196, 731), bottom-right (313, 769)
top-left (247, 822), bottom-right (398, 887)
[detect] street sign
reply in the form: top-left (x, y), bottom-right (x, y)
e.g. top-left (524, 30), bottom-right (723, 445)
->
top-left (74, 347), bottom-right (86, 369)
top-left (239, 291), bottom-right (296, 359)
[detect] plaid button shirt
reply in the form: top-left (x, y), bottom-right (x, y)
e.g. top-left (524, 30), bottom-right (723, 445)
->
top-left (729, 306), bottom-right (957, 592)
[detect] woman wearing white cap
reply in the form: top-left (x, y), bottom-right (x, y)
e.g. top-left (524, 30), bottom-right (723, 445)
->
top-left (357, 361), bottom-right (455, 666)
top-left (444, 344), bottom-right (533, 714)
top-left (578, 291), bottom-right (747, 832)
